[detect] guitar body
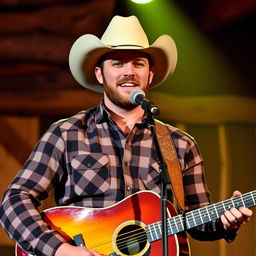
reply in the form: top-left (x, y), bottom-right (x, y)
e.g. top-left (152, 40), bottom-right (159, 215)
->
top-left (16, 191), bottom-right (189, 256)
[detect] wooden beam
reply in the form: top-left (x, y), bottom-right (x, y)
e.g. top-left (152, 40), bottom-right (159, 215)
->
top-left (0, 90), bottom-right (255, 124)
top-left (0, 118), bottom-right (34, 165)
top-left (0, 1), bottom-right (115, 36)
top-left (0, 90), bottom-right (102, 116)
top-left (0, 35), bottom-right (72, 64)
top-left (0, 68), bottom-right (75, 91)
top-left (150, 92), bottom-right (256, 124)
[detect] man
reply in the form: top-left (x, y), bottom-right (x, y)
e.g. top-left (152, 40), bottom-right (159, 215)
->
top-left (0, 16), bottom-right (253, 256)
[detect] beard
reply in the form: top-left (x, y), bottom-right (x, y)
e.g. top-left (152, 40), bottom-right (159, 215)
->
top-left (103, 84), bottom-right (137, 110)
top-left (102, 74), bottom-right (151, 110)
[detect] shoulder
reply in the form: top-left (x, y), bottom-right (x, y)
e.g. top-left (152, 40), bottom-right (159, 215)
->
top-left (155, 119), bottom-right (195, 145)
top-left (51, 107), bottom-right (97, 132)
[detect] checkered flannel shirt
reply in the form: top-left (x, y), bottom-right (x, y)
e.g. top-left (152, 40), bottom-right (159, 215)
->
top-left (0, 101), bottom-right (236, 256)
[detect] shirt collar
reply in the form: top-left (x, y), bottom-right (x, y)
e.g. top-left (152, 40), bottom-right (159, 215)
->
top-left (95, 100), bottom-right (111, 124)
top-left (95, 100), bottom-right (150, 129)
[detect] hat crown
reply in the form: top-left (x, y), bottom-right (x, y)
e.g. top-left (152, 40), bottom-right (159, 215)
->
top-left (101, 15), bottom-right (149, 48)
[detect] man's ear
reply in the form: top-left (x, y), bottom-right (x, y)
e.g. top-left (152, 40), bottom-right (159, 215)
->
top-left (95, 66), bottom-right (103, 84)
top-left (148, 67), bottom-right (155, 85)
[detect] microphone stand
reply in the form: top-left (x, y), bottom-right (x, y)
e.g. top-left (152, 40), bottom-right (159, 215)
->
top-left (145, 113), bottom-right (171, 256)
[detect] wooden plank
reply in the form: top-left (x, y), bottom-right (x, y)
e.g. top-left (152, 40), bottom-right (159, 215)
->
top-left (151, 92), bottom-right (256, 124)
top-left (0, 90), bottom-right (102, 116)
top-left (0, 118), bottom-right (34, 165)
top-left (0, 68), bottom-right (75, 91)
top-left (0, 0), bottom-right (76, 7)
top-left (0, 90), bottom-right (255, 124)
top-left (0, 1), bottom-right (115, 36)
top-left (0, 35), bottom-right (73, 63)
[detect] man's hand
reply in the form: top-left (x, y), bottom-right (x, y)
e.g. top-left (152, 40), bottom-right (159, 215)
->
top-left (55, 243), bottom-right (106, 256)
top-left (221, 190), bottom-right (253, 230)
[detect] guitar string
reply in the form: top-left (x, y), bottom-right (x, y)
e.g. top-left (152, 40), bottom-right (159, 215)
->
top-left (184, 194), bottom-right (255, 227)
top-left (90, 231), bottom-right (150, 253)
top-left (85, 226), bottom-right (148, 251)
top-left (77, 193), bottom-right (256, 252)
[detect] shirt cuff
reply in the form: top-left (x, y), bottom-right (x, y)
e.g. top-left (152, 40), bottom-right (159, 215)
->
top-left (34, 231), bottom-right (67, 256)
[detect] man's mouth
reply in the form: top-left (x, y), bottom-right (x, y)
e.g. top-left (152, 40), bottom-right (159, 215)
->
top-left (119, 82), bottom-right (138, 87)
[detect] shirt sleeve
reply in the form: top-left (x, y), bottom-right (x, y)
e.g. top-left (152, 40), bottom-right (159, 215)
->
top-left (0, 123), bottom-right (67, 256)
top-left (181, 135), bottom-right (238, 242)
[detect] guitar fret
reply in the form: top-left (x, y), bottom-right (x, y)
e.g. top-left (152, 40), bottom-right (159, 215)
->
top-left (185, 214), bottom-right (191, 229)
top-left (205, 205), bottom-right (211, 220)
top-left (169, 218), bottom-right (178, 234)
top-left (174, 217), bottom-right (179, 232)
top-left (157, 222), bottom-right (162, 237)
top-left (146, 224), bottom-right (154, 242)
top-left (167, 218), bottom-right (174, 235)
top-left (200, 207), bottom-right (210, 223)
top-left (221, 201), bottom-right (226, 212)
top-left (195, 209), bottom-right (203, 226)
top-left (207, 204), bottom-right (219, 219)
top-left (224, 199), bottom-right (232, 210)
top-left (177, 215), bottom-right (184, 231)
top-left (191, 211), bottom-right (197, 227)
top-left (233, 196), bottom-right (242, 208)
top-left (251, 191), bottom-right (256, 205)
top-left (241, 195), bottom-right (245, 207)
top-left (198, 209), bottom-right (204, 223)
top-left (152, 223), bottom-right (159, 241)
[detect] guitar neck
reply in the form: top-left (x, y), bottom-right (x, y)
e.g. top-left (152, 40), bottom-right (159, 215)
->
top-left (146, 190), bottom-right (256, 242)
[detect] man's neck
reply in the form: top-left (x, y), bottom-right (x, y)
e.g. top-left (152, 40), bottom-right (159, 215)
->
top-left (104, 98), bottom-right (145, 133)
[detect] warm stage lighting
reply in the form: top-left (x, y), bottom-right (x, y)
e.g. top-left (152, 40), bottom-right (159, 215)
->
top-left (131, 0), bottom-right (154, 4)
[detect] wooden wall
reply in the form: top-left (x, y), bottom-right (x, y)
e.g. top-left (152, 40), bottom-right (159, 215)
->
top-left (0, 0), bottom-right (255, 255)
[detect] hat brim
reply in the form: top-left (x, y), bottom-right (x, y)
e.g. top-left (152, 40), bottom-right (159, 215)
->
top-left (69, 34), bottom-right (177, 93)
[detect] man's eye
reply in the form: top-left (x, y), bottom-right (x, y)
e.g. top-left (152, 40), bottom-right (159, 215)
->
top-left (112, 61), bottom-right (122, 66)
top-left (134, 62), bottom-right (145, 67)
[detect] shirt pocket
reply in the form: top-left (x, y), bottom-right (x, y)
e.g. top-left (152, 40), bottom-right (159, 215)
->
top-left (139, 160), bottom-right (161, 193)
top-left (71, 153), bottom-right (110, 196)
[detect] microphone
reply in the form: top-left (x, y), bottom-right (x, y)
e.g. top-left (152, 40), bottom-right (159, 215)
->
top-left (129, 89), bottom-right (160, 116)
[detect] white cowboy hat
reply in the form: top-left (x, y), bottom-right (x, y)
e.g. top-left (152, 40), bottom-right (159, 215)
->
top-left (69, 15), bottom-right (178, 93)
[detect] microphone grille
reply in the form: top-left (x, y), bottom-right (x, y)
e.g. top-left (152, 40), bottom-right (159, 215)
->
top-left (129, 89), bottom-right (145, 104)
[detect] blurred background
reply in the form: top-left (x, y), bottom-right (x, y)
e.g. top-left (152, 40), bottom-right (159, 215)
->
top-left (0, 0), bottom-right (255, 255)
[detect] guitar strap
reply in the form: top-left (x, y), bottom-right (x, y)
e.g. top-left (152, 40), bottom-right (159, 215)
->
top-left (154, 119), bottom-right (185, 211)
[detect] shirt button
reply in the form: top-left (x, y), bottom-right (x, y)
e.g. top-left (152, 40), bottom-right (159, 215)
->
top-left (87, 162), bottom-right (92, 168)
top-left (126, 186), bottom-right (132, 191)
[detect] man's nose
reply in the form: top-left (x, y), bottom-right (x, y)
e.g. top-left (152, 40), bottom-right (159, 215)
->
top-left (123, 63), bottom-right (135, 77)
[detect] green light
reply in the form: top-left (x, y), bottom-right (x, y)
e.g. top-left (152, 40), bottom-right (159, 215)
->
top-left (131, 0), bottom-right (154, 4)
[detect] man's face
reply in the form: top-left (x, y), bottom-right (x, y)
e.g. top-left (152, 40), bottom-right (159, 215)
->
top-left (95, 50), bottom-right (154, 109)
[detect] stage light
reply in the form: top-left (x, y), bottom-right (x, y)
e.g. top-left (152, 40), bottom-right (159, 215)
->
top-left (131, 0), bottom-right (154, 4)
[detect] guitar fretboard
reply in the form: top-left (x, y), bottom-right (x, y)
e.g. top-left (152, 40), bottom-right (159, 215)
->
top-left (146, 190), bottom-right (256, 242)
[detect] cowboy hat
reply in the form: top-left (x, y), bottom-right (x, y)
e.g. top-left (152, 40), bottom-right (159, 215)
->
top-left (69, 15), bottom-right (178, 93)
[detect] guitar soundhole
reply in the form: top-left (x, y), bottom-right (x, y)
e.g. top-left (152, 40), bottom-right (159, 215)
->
top-left (116, 224), bottom-right (148, 255)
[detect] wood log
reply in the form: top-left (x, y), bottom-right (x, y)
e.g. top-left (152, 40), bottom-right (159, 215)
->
top-left (0, 0), bottom-right (78, 8)
top-left (0, 35), bottom-right (73, 63)
top-left (0, 63), bottom-right (61, 76)
top-left (0, 90), bottom-right (255, 124)
top-left (0, 68), bottom-right (77, 91)
top-left (0, 90), bottom-right (102, 116)
top-left (0, 118), bottom-right (34, 165)
top-left (0, 1), bottom-right (115, 36)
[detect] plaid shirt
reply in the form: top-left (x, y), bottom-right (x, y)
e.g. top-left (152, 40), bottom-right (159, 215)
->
top-left (0, 102), bottom-right (235, 256)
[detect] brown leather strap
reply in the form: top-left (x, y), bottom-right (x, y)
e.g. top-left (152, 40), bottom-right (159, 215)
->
top-left (154, 120), bottom-right (185, 211)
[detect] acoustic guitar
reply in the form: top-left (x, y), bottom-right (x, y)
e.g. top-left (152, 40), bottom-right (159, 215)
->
top-left (16, 190), bottom-right (255, 256)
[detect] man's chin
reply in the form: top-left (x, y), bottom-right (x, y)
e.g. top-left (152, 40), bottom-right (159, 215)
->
top-left (115, 101), bottom-right (137, 110)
